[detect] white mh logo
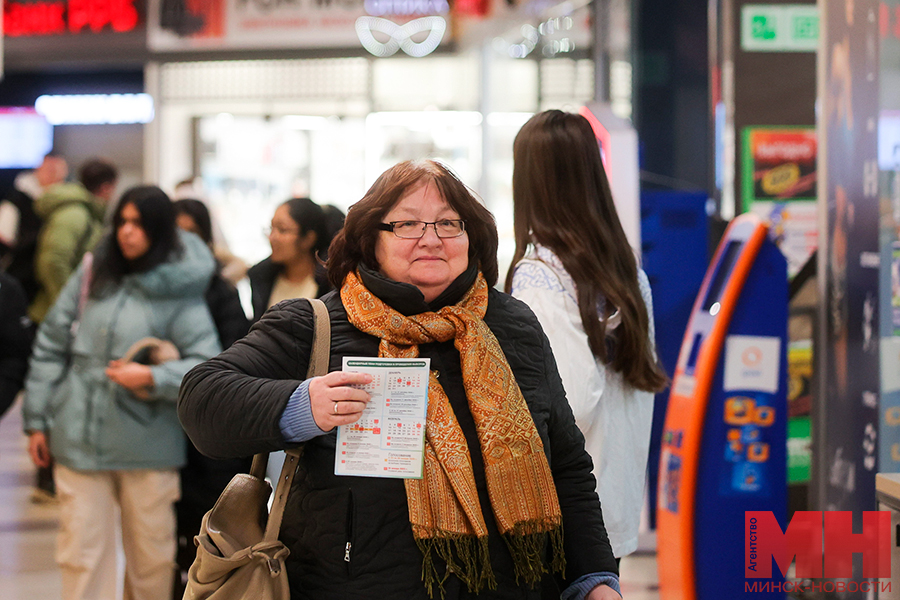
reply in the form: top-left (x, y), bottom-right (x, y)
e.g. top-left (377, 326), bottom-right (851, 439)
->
top-left (355, 16), bottom-right (446, 58)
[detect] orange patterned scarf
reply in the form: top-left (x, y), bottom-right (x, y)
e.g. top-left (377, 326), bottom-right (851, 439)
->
top-left (341, 270), bottom-right (564, 596)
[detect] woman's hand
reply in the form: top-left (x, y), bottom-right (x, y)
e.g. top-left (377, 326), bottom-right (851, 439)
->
top-left (586, 584), bottom-right (622, 600)
top-left (106, 360), bottom-right (154, 393)
top-left (308, 371), bottom-right (373, 431)
top-left (28, 431), bottom-right (52, 468)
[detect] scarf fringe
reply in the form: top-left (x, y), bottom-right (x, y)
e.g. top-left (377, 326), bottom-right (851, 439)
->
top-left (414, 532), bottom-right (496, 599)
top-left (502, 519), bottom-right (566, 587)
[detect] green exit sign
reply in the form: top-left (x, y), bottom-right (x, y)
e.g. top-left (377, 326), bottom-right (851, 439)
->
top-left (742, 4), bottom-right (819, 52)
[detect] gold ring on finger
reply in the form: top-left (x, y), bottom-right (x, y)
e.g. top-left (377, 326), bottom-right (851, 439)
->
top-left (334, 402), bottom-right (339, 414)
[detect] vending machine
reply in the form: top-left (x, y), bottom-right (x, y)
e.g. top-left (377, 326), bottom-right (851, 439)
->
top-left (657, 213), bottom-right (788, 599)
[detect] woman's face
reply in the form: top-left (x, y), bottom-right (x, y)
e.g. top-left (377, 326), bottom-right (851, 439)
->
top-left (117, 202), bottom-right (152, 261)
top-left (269, 204), bottom-right (314, 265)
top-left (374, 182), bottom-right (469, 303)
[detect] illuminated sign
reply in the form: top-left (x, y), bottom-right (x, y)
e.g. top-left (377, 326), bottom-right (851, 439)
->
top-left (3, 0), bottom-right (140, 36)
top-left (355, 15), bottom-right (445, 57)
top-left (363, 0), bottom-right (448, 16)
top-left (34, 94), bottom-right (154, 125)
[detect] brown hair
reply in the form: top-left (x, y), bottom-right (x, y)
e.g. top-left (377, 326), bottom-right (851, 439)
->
top-left (328, 160), bottom-right (498, 289)
top-left (505, 110), bottom-right (667, 393)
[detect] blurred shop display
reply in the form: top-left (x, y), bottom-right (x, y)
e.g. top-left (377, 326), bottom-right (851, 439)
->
top-left (786, 253), bottom-right (816, 516)
top-left (193, 110), bottom-right (531, 267)
top-left (194, 114), bottom-right (365, 266)
top-left (364, 111), bottom-right (482, 192)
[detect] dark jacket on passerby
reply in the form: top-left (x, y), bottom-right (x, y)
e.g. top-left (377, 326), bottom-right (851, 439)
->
top-left (0, 272), bottom-right (34, 418)
top-left (205, 271), bottom-right (250, 349)
top-left (30, 183), bottom-right (105, 323)
top-left (178, 274), bottom-right (617, 600)
top-left (0, 178), bottom-right (44, 304)
top-left (246, 257), bottom-right (330, 322)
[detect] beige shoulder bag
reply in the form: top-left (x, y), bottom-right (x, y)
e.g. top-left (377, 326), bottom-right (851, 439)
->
top-left (183, 298), bottom-right (331, 600)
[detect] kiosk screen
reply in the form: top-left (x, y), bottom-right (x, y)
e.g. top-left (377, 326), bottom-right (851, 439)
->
top-left (702, 241), bottom-right (742, 311)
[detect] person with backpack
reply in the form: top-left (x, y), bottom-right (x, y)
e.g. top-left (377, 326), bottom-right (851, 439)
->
top-left (29, 158), bottom-right (118, 324)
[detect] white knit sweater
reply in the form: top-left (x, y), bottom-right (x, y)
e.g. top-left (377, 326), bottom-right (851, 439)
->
top-left (511, 244), bottom-right (656, 558)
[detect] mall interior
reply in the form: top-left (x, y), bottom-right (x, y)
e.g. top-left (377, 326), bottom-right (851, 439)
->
top-left (1, 0), bottom-right (900, 598)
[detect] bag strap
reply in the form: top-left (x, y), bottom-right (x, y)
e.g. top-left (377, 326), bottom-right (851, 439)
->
top-left (260, 297), bottom-right (331, 542)
top-left (70, 252), bottom-right (93, 338)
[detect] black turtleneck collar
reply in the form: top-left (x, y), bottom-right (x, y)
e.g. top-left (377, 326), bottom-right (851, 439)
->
top-left (357, 262), bottom-right (479, 316)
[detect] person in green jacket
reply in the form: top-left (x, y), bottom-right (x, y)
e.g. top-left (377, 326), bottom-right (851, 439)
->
top-left (23, 185), bottom-right (221, 600)
top-left (29, 158), bottom-right (118, 324)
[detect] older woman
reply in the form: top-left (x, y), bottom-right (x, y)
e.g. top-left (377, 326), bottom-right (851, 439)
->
top-left (178, 160), bottom-right (620, 600)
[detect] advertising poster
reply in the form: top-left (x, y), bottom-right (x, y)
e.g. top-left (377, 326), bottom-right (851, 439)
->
top-left (742, 128), bottom-right (817, 278)
top-left (742, 127), bottom-right (817, 207)
top-left (819, 0), bottom-right (880, 530)
top-left (880, 1), bottom-right (900, 479)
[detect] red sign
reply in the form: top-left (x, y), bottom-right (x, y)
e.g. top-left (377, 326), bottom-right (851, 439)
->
top-left (746, 511), bottom-right (891, 579)
top-left (3, 0), bottom-right (140, 36)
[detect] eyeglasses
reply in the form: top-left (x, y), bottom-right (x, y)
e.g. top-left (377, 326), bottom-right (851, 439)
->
top-left (377, 219), bottom-right (466, 239)
top-left (264, 226), bottom-right (300, 237)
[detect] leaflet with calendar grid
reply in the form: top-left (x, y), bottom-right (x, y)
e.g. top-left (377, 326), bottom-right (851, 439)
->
top-left (335, 357), bottom-right (430, 478)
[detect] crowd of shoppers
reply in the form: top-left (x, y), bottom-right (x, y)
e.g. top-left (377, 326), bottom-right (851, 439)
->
top-left (0, 109), bottom-right (664, 600)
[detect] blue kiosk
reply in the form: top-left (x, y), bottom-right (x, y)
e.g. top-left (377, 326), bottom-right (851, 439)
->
top-left (657, 213), bottom-right (788, 599)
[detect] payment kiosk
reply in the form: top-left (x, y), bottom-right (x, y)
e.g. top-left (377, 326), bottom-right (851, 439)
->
top-left (657, 213), bottom-right (788, 599)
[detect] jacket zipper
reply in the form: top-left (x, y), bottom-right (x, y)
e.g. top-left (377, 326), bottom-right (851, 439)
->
top-left (345, 489), bottom-right (354, 575)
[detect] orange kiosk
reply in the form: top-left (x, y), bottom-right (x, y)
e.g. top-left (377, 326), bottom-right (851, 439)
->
top-left (657, 213), bottom-right (787, 599)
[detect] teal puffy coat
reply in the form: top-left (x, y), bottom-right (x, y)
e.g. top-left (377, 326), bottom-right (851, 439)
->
top-left (23, 231), bottom-right (222, 471)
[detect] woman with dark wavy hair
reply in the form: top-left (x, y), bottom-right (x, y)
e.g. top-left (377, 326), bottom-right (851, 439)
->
top-left (507, 110), bottom-right (667, 563)
top-left (23, 185), bottom-right (220, 600)
top-left (179, 159), bottom-right (621, 600)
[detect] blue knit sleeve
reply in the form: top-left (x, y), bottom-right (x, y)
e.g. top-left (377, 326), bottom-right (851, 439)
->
top-left (561, 572), bottom-right (622, 600)
top-left (279, 380), bottom-right (328, 442)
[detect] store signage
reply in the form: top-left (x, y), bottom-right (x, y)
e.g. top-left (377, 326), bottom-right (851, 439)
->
top-left (148, 0), bottom-right (366, 50)
top-left (363, 0), bottom-right (448, 15)
top-left (3, 0), bottom-right (140, 36)
top-left (741, 4), bottom-right (819, 52)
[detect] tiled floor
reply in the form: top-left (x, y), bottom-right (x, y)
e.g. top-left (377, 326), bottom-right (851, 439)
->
top-left (0, 397), bottom-right (661, 600)
top-left (0, 397), bottom-right (62, 599)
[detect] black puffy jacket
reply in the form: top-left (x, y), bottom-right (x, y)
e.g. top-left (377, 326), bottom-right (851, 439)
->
top-left (246, 257), bottom-right (331, 323)
top-left (178, 269), bottom-right (617, 600)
